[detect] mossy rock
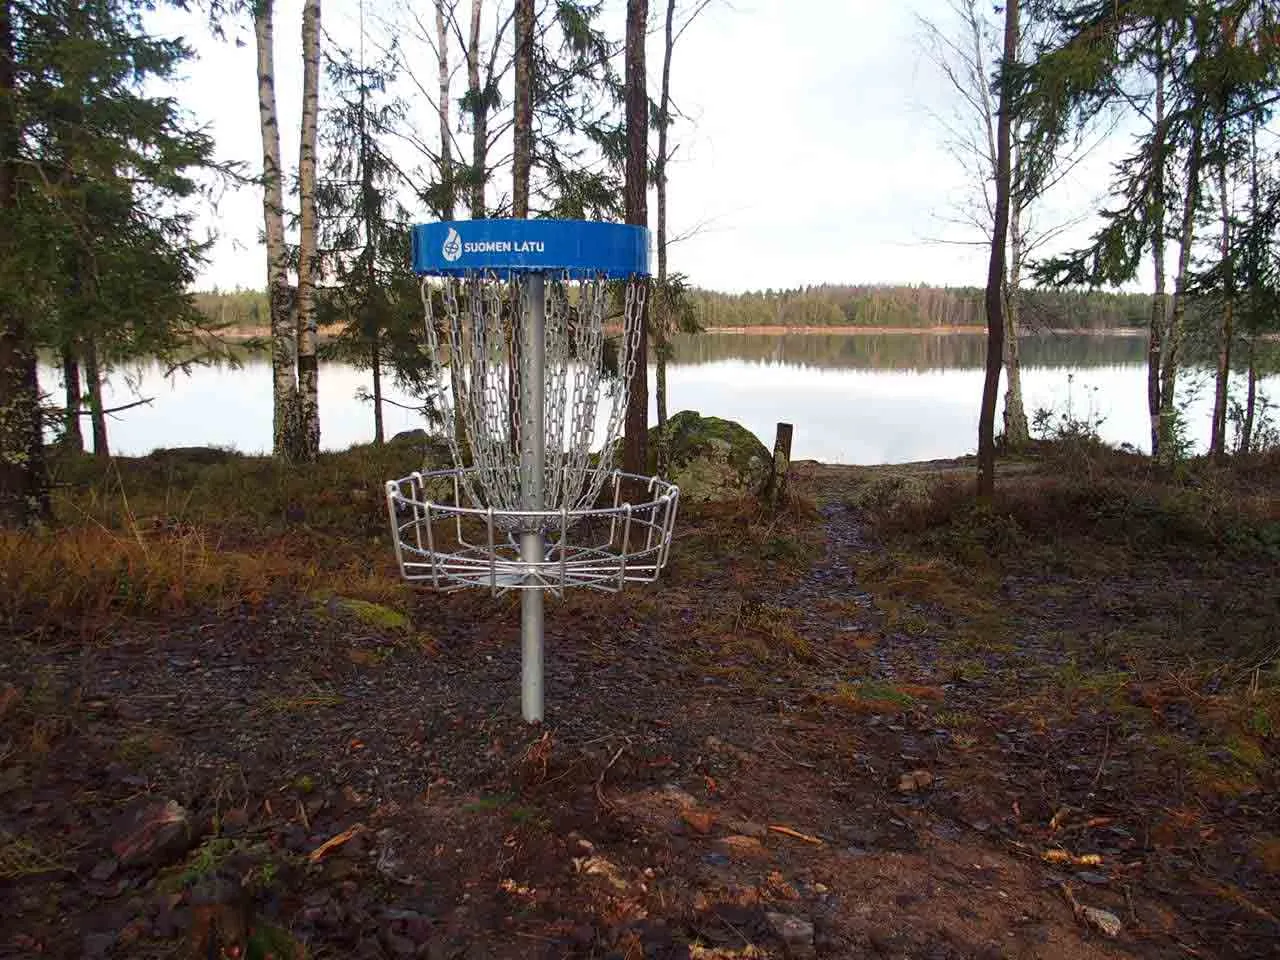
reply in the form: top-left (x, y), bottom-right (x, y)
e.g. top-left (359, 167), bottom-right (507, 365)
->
top-left (649, 411), bottom-right (771, 503)
top-left (145, 446), bottom-right (241, 466)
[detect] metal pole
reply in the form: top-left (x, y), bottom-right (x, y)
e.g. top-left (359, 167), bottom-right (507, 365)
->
top-left (520, 273), bottom-right (546, 723)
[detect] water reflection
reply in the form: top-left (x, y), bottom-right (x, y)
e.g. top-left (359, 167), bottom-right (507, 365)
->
top-left (36, 332), bottom-right (1275, 464)
top-left (671, 331), bottom-right (1149, 370)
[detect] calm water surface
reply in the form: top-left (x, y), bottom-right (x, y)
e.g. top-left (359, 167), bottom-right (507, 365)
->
top-left (37, 332), bottom-right (1275, 464)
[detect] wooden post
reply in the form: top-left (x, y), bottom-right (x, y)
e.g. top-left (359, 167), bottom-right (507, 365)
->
top-left (769, 422), bottom-right (793, 509)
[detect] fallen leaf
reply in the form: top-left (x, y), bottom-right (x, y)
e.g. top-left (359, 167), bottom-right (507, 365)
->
top-left (308, 823), bottom-right (366, 863)
top-left (681, 809), bottom-right (716, 835)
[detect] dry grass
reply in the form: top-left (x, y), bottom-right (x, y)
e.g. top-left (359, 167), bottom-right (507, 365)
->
top-left (0, 443), bottom-right (432, 636)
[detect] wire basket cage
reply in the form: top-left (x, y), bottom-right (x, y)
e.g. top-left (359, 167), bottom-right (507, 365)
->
top-left (386, 467), bottom-right (679, 593)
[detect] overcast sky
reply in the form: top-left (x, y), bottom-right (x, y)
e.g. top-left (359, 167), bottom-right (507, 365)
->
top-left (153, 0), bottom-right (1115, 294)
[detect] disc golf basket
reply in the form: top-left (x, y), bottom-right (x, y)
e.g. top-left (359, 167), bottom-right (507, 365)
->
top-left (385, 219), bottom-right (680, 723)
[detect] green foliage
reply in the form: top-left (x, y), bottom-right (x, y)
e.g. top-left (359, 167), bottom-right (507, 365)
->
top-left (3, 0), bottom-right (229, 463)
top-left (315, 26), bottom-right (434, 434)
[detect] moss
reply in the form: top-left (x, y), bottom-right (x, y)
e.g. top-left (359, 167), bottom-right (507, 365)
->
top-left (330, 597), bottom-right (409, 631)
top-left (649, 411), bottom-right (771, 502)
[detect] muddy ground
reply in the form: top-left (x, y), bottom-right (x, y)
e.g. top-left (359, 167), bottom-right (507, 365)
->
top-left (1, 457), bottom-right (1277, 959)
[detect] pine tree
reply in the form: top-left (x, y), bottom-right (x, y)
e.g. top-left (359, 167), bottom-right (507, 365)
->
top-left (0, 0), bottom-right (47, 527)
top-left (316, 0), bottom-right (424, 444)
top-left (2, 0), bottom-right (217, 506)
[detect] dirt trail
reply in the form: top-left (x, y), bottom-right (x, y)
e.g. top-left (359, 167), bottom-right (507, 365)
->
top-left (1, 474), bottom-right (1274, 958)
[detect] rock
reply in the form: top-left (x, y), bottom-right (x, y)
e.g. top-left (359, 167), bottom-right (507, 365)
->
top-left (146, 446), bottom-right (238, 466)
top-left (110, 799), bottom-right (197, 869)
top-left (765, 912), bottom-right (816, 958)
top-left (898, 769), bottom-right (934, 793)
top-left (648, 411), bottom-right (771, 502)
top-left (390, 428), bottom-right (429, 445)
top-left (389, 429), bottom-right (451, 466)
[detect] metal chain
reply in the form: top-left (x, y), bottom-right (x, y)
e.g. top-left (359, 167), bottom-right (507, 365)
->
top-left (419, 270), bottom-right (648, 531)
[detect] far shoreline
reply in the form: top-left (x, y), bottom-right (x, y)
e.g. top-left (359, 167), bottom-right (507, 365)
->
top-left (213, 322), bottom-right (1150, 343)
top-left (699, 324), bottom-right (1149, 337)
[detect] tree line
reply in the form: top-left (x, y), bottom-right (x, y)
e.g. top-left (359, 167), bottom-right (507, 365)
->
top-left (194, 282), bottom-right (1161, 333)
top-left (687, 284), bottom-right (1156, 331)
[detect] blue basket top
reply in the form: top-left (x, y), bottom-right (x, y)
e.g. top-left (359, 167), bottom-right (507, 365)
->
top-left (412, 219), bottom-right (650, 279)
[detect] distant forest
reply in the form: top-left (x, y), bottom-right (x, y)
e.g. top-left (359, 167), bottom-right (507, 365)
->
top-left (689, 285), bottom-right (1154, 331)
top-left (194, 284), bottom-right (1154, 333)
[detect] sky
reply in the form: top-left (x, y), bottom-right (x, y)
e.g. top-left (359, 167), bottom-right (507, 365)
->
top-left (151, 0), bottom-right (1118, 294)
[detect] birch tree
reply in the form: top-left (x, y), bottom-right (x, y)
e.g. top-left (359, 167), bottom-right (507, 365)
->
top-left (295, 0), bottom-right (322, 461)
top-left (254, 0), bottom-right (299, 459)
top-left (436, 0), bottom-right (455, 219)
top-left (920, 0), bottom-right (1099, 450)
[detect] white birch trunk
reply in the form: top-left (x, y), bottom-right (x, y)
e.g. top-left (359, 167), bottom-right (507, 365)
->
top-left (296, 0), bottom-right (322, 461)
top-left (255, 1), bottom-right (298, 459)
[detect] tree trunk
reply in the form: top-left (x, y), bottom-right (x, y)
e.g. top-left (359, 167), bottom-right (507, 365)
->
top-left (1147, 33), bottom-right (1167, 459)
top-left (296, 0), bottom-right (322, 461)
top-left (1209, 137), bottom-right (1232, 462)
top-left (436, 0), bottom-right (454, 219)
top-left (978, 0), bottom-right (1017, 500)
top-left (1002, 197), bottom-right (1029, 449)
top-left (1241, 340), bottom-right (1257, 455)
top-left (468, 0), bottom-right (485, 218)
top-left (255, 2), bottom-right (299, 460)
top-left (512, 0), bottom-right (534, 218)
top-left (622, 0), bottom-right (649, 481)
top-left (61, 343), bottom-right (84, 451)
top-left (83, 337), bottom-right (109, 461)
top-left (1158, 110), bottom-right (1204, 464)
top-left (653, 0), bottom-right (675, 474)
top-left (371, 335), bottom-right (384, 445)
top-left (0, 0), bottom-right (49, 528)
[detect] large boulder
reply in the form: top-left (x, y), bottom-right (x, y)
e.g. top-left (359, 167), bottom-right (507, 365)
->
top-left (649, 411), bottom-right (771, 503)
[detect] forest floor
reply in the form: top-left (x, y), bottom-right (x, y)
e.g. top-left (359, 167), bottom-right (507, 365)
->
top-left (1, 441), bottom-right (1278, 959)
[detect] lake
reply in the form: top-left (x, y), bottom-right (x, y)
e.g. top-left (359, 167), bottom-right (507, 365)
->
top-left (38, 331), bottom-right (1276, 464)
